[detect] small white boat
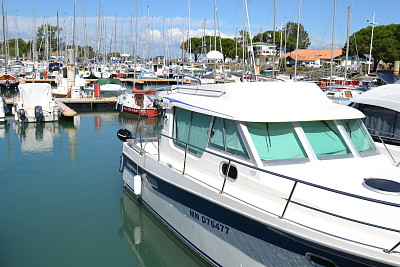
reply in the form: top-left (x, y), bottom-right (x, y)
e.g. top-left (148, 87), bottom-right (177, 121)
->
top-left (117, 81), bottom-right (400, 266)
top-left (83, 78), bottom-right (126, 97)
top-left (116, 89), bottom-right (162, 117)
top-left (0, 95), bottom-right (7, 122)
top-left (13, 83), bottom-right (60, 123)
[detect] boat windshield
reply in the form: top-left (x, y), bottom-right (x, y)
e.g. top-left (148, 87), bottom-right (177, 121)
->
top-left (246, 122), bottom-right (308, 161)
top-left (301, 120), bottom-right (352, 159)
top-left (247, 120), bottom-right (376, 162)
top-left (340, 119), bottom-right (376, 153)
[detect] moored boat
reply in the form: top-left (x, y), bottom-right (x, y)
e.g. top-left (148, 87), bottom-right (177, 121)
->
top-left (117, 81), bottom-right (400, 266)
top-left (0, 95), bottom-right (7, 122)
top-left (13, 83), bottom-right (60, 123)
top-left (83, 78), bottom-right (126, 97)
top-left (116, 88), bottom-right (162, 117)
top-left (350, 83), bottom-right (400, 163)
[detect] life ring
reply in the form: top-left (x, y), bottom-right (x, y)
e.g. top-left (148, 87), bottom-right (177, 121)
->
top-left (321, 82), bottom-right (327, 88)
top-left (162, 69), bottom-right (168, 75)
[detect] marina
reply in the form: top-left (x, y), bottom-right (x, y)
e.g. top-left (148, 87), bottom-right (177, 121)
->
top-left (1, 0), bottom-right (400, 265)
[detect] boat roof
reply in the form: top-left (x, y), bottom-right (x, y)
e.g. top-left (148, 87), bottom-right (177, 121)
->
top-left (163, 82), bottom-right (364, 122)
top-left (18, 83), bottom-right (53, 109)
top-left (96, 78), bottom-right (122, 85)
top-left (350, 84), bottom-right (400, 112)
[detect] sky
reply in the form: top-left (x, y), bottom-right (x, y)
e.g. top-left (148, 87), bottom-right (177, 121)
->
top-left (3, 0), bottom-right (398, 58)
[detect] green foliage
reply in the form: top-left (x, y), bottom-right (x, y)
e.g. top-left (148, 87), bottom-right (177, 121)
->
top-left (36, 24), bottom-right (62, 56)
top-left (284, 21), bottom-right (311, 50)
top-left (251, 22), bottom-right (310, 53)
top-left (5, 38), bottom-right (30, 57)
top-left (345, 24), bottom-right (400, 72)
top-left (182, 35), bottom-right (241, 61)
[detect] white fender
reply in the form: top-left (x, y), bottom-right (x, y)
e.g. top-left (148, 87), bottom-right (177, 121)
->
top-left (134, 226), bottom-right (142, 245)
top-left (134, 174), bottom-right (142, 195)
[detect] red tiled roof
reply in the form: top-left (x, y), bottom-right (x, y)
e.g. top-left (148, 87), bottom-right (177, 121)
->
top-left (282, 49), bottom-right (343, 61)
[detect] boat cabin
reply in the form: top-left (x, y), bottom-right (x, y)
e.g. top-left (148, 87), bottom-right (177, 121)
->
top-left (162, 82), bottom-right (378, 172)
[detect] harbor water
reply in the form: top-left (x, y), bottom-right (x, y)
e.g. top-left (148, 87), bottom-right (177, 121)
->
top-left (0, 112), bottom-right (209, 267)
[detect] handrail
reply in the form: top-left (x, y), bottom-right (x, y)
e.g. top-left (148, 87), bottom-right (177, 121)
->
top-left (134, 125), bottom-right (400, 253)
top-left (367, 128), bottom-right (399, 164)
top-left (169, 85), bottom-right (226, 97)
top-left (174, 73), bottom-right (202, 85)
top-left (139, 126), bottom-right (400, 208)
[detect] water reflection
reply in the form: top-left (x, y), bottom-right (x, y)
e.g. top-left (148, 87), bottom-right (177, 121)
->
top-left (118, 191), bottom-right (209, 267)
top-left (13, 122), bottom-right (60, 152)
top-left (1, 117), bottom-right (79, 161)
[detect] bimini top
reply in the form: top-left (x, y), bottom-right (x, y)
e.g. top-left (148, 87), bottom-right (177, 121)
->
top-left (163, 82), bottom-right (364, 122)
top-left (350, 84), bottom-right (400, 112)
top-left (18, 83), bottom-right (53, 109)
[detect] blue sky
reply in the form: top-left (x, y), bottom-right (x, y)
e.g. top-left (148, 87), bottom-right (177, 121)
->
top-left (4, 0), bottom-right (398, 57)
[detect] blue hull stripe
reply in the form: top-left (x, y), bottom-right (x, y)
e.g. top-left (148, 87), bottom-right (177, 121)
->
top-left (123, 155), bottom-right (388, 267)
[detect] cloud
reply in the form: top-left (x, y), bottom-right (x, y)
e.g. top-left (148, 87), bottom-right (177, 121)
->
top-left (7, 14), bottom-right (238, 58)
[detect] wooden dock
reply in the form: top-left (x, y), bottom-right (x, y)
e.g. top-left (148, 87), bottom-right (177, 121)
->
top-left (54, 100), bottom-right (77, 117)
top-left (5, 97), bottom-right (118, 117)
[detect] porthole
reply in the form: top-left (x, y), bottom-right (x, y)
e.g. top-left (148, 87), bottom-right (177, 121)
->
top-left (221, 162), bottom-right (238, 180)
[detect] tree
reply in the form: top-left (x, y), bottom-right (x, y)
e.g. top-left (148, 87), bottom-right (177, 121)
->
top-left (36, 24), bottom-right (62, 56)
top-left (182, 36), bottom-right (239, 61)
top-left (284, 21), bottom-right (311, 50)
top-left (345, 24), bottom-right (400, 72)
top-left (6, 38), bottom-right (30, 58)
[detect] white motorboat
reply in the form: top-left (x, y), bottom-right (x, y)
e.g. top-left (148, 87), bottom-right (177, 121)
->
top-left (117, 82), bottom-right (400, 266)
top-left (350, 83), bottom-right (400, 163)
top-left (13, 83), bottom-right (60, 123)
top-left (116, 89), bottom-right (162, 117)
top-left (83, 78), bottom-right (126, 97)
top-left (0, 95), bottom-right (7, 122)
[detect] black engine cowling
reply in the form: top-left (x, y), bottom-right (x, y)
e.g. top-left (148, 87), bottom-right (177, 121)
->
top-left (117, 128), bottom-right (132, 142)
top-left (35, 105), bottom-right (43, 122)
top-left (18, 109), bottom-right (26, 121)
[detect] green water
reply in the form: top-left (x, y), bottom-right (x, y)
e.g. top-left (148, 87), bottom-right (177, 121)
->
top-left (0, 113), bottom-right (208, 267)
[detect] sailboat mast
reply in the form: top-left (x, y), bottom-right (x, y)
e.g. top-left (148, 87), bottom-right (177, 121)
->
top-left (344, 6), bottom-right (351, 81)
top-left (244, 0), bottom-right (256, 75)
top-left (14, 9), bottom-right (19, 59)
top-left (272, 0), bottom-right (276, 78)
top-left (188, 0), bottom-right (191, 60)
top-left (2, 0), bottom-right (8, 74)
top-left (293, 0), bottom-right (302, 81)
top-left (329, 0), bottom-right (336, 88)
top-left (134, 0), bottom-right (138, 78)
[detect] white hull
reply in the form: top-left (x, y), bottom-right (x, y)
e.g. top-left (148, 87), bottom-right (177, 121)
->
top-left (121, 142), bottom-right (398, 266)
top-left (123, 167), bottom-right (310, 266)
top-left (118, 82), bottom-right (400, 266)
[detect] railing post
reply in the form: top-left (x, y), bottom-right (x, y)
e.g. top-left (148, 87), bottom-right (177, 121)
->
top-left (384, 241), bottom-right (400, 254)
top-left (220, 160), bottom-right (231, 194)
top-left (182, 143), bottom-right (188, 175)
top-left (279, 181), bottom-right (298, 219)
top-left (374, 129), bottom-right (396, 163)
top-left (157, 135), bottom-right (160, 162)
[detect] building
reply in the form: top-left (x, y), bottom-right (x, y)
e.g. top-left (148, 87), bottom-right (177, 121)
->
top-left (282, 49), bottom-right (343, 68)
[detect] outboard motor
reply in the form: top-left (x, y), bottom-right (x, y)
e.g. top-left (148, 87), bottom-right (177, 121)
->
top-left (18, 109), bottom-right (26, 122)
top-left (34, 105), bottom-right (43, 122)
top-left (153, 98), bottom-right (163, 110)
top-left (117, 128), bottom-right (132, 142)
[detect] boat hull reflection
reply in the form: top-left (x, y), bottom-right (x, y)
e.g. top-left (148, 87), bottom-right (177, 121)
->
top-left (119, 191), bottom-right (208, 267)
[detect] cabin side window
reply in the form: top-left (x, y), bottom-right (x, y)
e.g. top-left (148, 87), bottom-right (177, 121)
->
top-left (300, 120), bottom-right (351, 159)
top-left (208, 118), bottom-right (249, 159)
top-left (173, 107), bottom-right (211, 157)
top-left (358, 104), bottom-right (400, 145)
top-left (341, 119), bottom-right (376, 153)
top-left (246, 122), bottom-right (307, 161)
